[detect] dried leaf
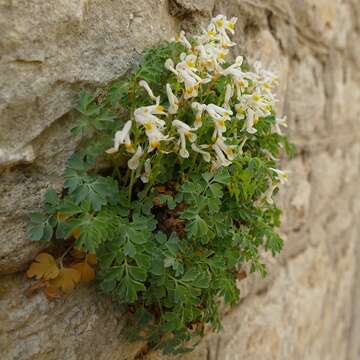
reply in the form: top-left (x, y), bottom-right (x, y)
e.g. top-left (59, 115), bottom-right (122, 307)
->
top-left (71, 262), bottom-right (95, 282)
top-left (25, 281), bottom-right (47, 297)
top-left (155, 186), bottom-right (167, 193)
top-left (51, 267), bottom-right (81, 292)
top-left (70, 248), bottom-right (86, 259)
top-left (26, 253), bottom-right (60, 280)
top-left (72, 227), bottom-right (81, 239)
top-left (86, 253), bottom-right (97, 265)
top-left (57, 212), bottom-right (68, 221)
top-left (237, 270), bottom-right (247, 281)
top-left (44, 284), bottom-right (62, 299)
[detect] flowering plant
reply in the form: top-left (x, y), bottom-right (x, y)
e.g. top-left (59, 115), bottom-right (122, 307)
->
top-left (28, 15), bottom-right (293, 355)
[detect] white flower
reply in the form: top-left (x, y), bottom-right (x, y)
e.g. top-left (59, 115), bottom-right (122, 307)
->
top-left (134, 102), bottom-right (171, 153)
top-left (235, 103), bottom-right (246, 120)
top-left (134, 104), bottom-right (166, 129)
top-left (269, 168), bottom-right (290, 185)
top-left (176, 63), bottom-right (202, 99)
top-left (146, 126), bottom-right (171, 153)
top-left (212, 141), bottom-right (232, 168)
top-left (180, 53), bottom-right (198, 72)
top-left (215, 137), bottom-right (237, 160)
top-left (223, 83), bottom-right (233, 110)
top-left (191, 102), bottom-right (207, 128)
top-left (175, 30), bottom-right (192, 49)
top-left (139, 80), bottom-right (159, 102)
top-left (206, 104), bottom-right (232, 137)
top-left (244, 108), bottom-right (258, 134)
top-left (206, 104), bottom-right (232, 120)
top-left (191, 143), bottom-right (211, 162)
top-left (252, 61), bottom-right (279, 88)
top-left (172, 119), bottom-right (197, 158)
top-left (172, 56), bottom-right (211, 99)
top-left (140, 159), bottom-right (151, 183)
top-left (264, 181), bottom-right (278, 205)
top-left (166, 83), bottom-right (179, 114)
top-left (128, 146), bottom-right (143, 170)
top-left (212, 15), bottom-right (237, 35)
top-left (272, 116), bottom-right (287, 135)
top-left (210, 15), bottom-right (237, 49)
top-left (106, 120), bottom-right (134, 154)
top-left (165, 58), bottom-right (179, 76)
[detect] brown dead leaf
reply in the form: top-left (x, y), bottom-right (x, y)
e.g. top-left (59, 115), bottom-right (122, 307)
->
top-left (237, 270), bottom-right (247, 281)
top-left (152, 196), bottom-right (162, 207)
top-left (71, 262), bottom-right (95, 282)
top-left (71, 227), bottom-right (81, 239)
top-left (25, 281), bottom-right (47, 297)
top-left (50, 267), bottom-right (81, 292)
top-left (44, 284), bottom-right (62, 299)
top-left (155, 186), bottom-right (167, 193)
top-left (70, 248), bottom-right (86, 259)
top-left (57, 212), bottom-right (68, 221)
top-left (86, 253), bottom-right (97, 265)
top-left (26, 253), bottom-right (60, 280)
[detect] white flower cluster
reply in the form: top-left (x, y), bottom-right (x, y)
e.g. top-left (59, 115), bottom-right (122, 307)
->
top-left (106, 15), bottom-right (289, 201)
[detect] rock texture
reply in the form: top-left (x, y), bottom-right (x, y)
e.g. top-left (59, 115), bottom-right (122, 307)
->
top-left (0, 0), bottom-right (359, 359)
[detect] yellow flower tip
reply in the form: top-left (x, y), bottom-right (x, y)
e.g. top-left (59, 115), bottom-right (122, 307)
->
top-left (186, 60), bottom-right (195, 68)
top-left (229, 23), bottom-right (235, 30)
top-left (252, 94), bottom-right (261, 102)
top-left (219, 52), bottom-right (226, 60)
top-left (216, 19), bottom-right (224, 27)
top-left (144, 122), bottom-right (154, 131)
top-left (156, 105), bottom-right (165, 112)
top-left (150, 140), bottom-right (160, 149)
top-left (125, 143), bottom-right (134, 152)
top-left (218, 118), bottom-right (225, 127)
top-left (264, 105), bottom-right (272, 111)
top-left (207, 30), bottom-right (216, 36)
top-left (186, 86), bottom-right (194, 94)
top-left (195, 114), bottom-right (202, 122)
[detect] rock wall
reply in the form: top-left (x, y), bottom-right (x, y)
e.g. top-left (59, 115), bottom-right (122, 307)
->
top-left (1, 0), bottom-right (359, 359)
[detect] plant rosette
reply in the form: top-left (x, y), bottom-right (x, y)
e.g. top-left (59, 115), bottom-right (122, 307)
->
top-left (27, 14), bottom-right (294, 355)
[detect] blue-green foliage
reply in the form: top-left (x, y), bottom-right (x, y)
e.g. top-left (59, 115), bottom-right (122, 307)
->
top-left (28, 41), bottom-right (294, 355)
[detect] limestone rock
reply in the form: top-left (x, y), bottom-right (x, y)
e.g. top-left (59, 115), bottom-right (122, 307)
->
top-left (1, 0), bottom-right (360, 359)
top-left (0, 274), bottom-right (142, 360)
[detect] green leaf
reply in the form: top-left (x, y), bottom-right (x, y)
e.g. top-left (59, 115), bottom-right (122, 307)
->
top-left (128, 266), bottom-right (147, 282)
top-left (150, 256), bottom-right (165, 276)
top-left (213, 168), bottom-right (230, 184)
top-left (181, 267), bottom-right (199, 282)
top-left (133, 253), bottom-right (151, 268)
top-left (202, 172), bottom-right (213, 183)
top-left (29, 224), bottom-right (44, 241)
top-left (124, 241), bottom-right (137, 257)
top-left (209, 183), bottom-right (223, 198)
top-left (191, 272), bottom-right (210, 289)
top-left (42, 223), bottom-right (54, 241)
top-left (30, 212), bottom-right (46, 224)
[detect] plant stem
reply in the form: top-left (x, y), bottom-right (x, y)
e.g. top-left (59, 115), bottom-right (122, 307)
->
top-left (128, 170), bottom-right (136, 201)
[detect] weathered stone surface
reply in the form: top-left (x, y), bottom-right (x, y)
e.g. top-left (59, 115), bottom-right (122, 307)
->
top-left (1, 0), bottom-right (360, 359)
top-left (0, 274), bottom-right (142, 360)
